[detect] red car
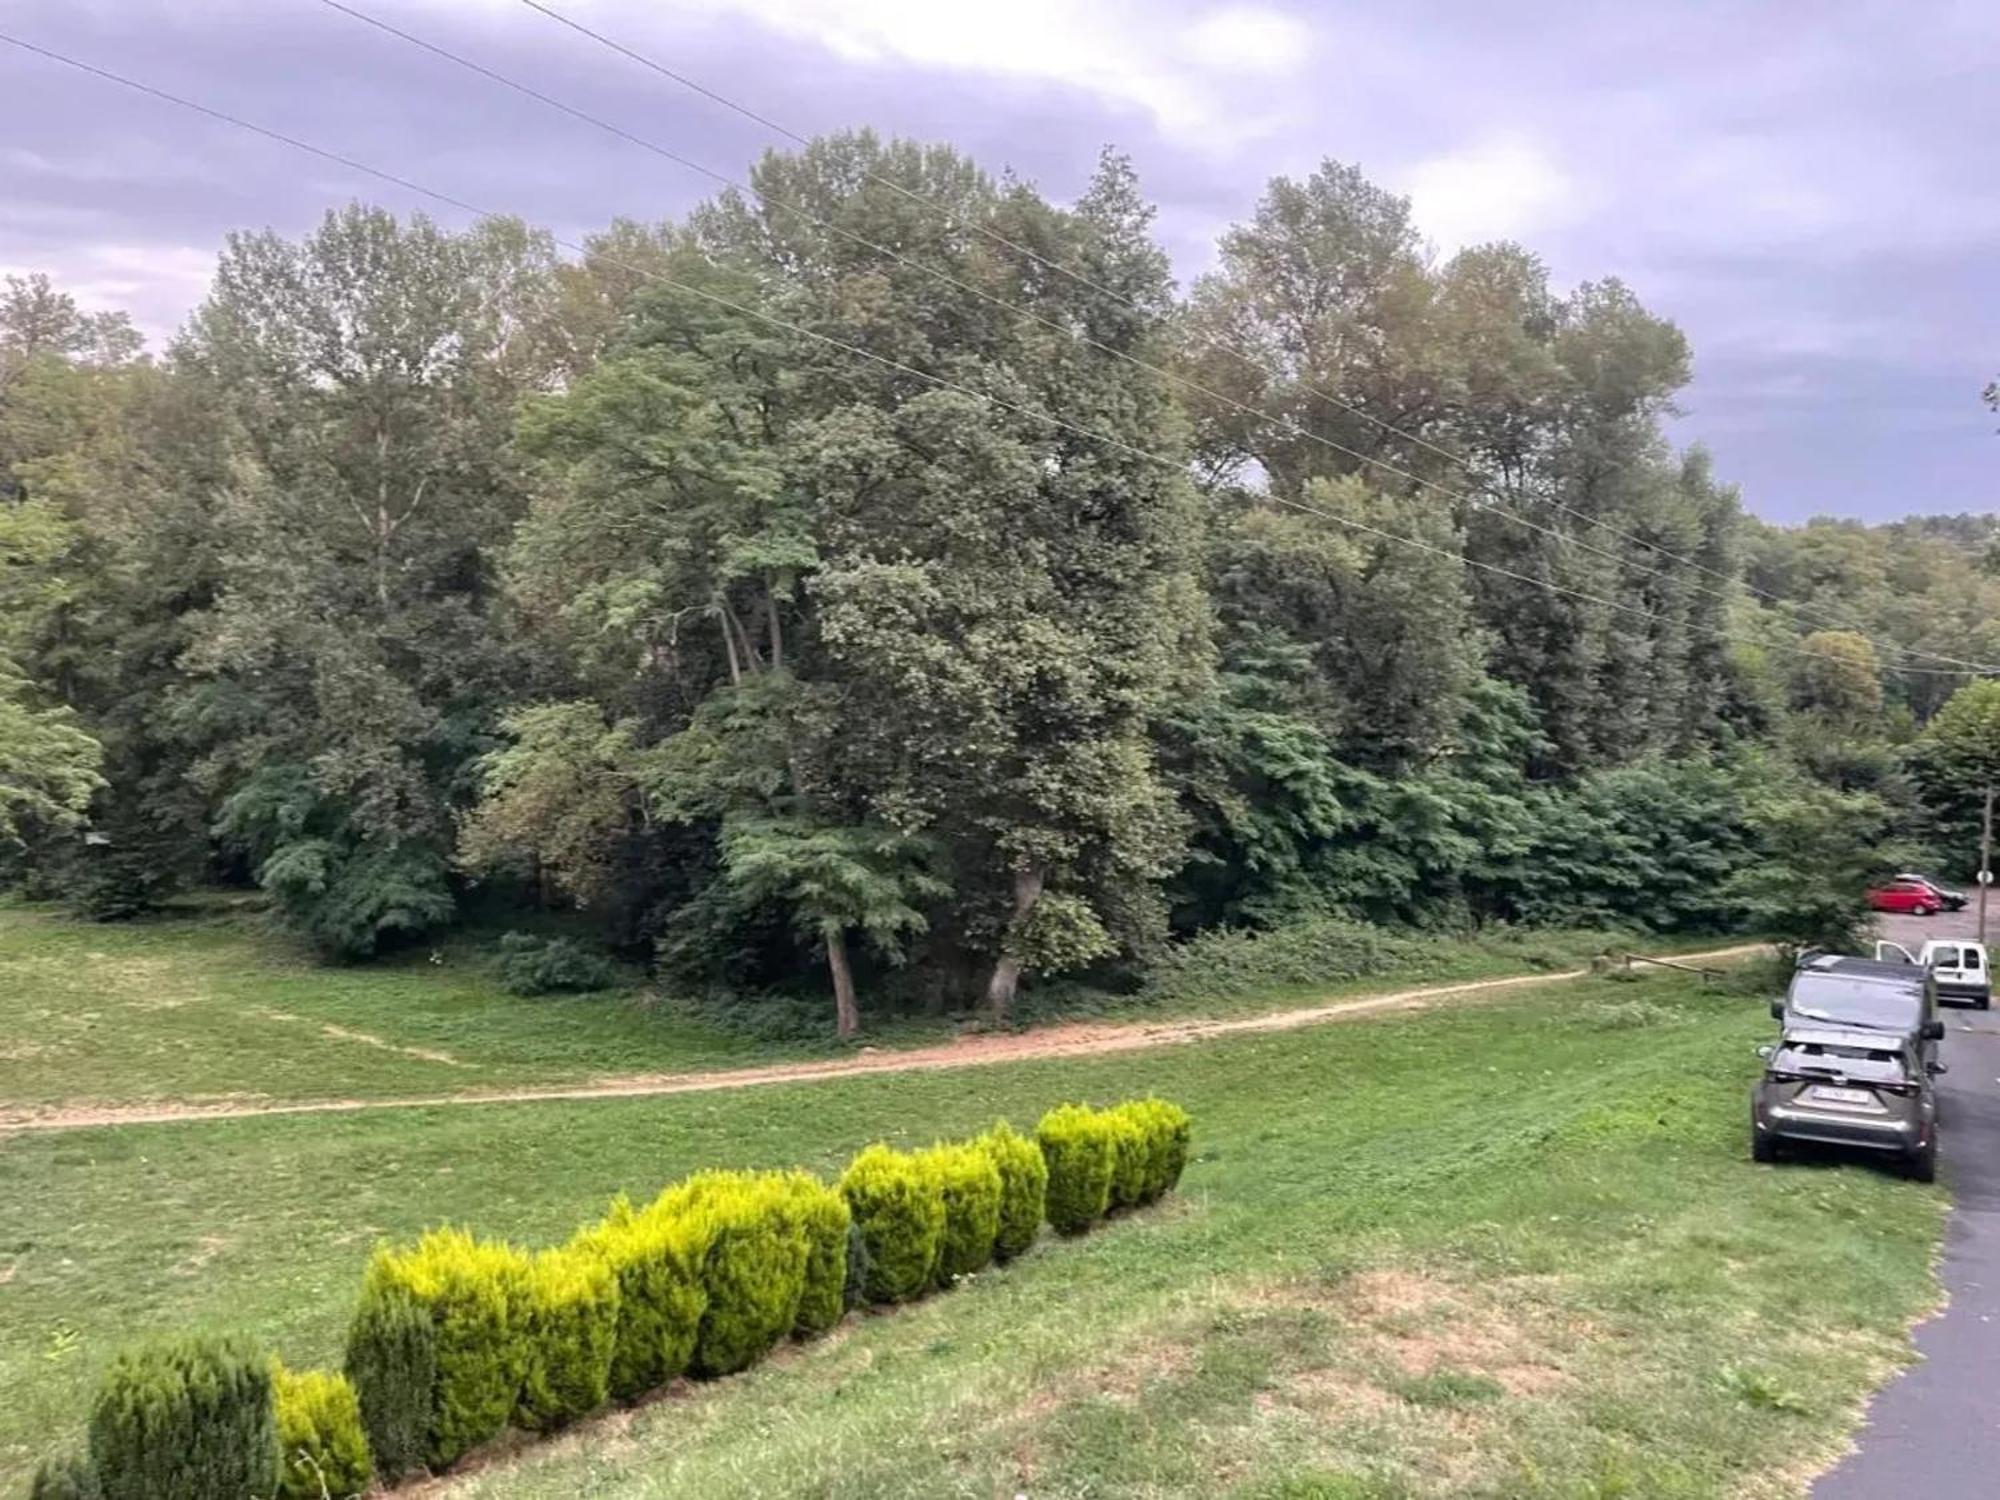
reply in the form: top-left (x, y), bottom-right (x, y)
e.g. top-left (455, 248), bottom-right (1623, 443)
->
top-left (1867, 878), bottom-right (1946, 916)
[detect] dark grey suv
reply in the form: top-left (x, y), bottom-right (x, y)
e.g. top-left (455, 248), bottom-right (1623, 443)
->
top-left (1750, 954), bottom-right (1945, 1181)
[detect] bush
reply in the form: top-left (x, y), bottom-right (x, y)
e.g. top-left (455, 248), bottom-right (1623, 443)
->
top-left (774, 1171), bottom-right (851, 1336)
top-left (1036, 1104), bottom-right (1117, 1234)
top-left (839, 1144), bottom-right (945, 1303)
top-left (569, 1195), bottom-right (710, 1402)
top-left (495, 931), bottom-right (618, 996)
top-left (88, 1333), bottom-right (278, 1500)
top-left (514, 1248), bottom-right (619, 1432)
top-left (1104, 1107), bottom-right (1151, 1211)
top-left (1127, 1097), bottom-right (1193, 1200)
top-left (273, 1364), bottom-right (372, 1500)
top-left (662, 1172), bottom-right (809, 1376)
top-left (29, 1455), bottom-right (99, 1500)
top-left (978, 1119), bottom-right (1048, 1260)
top-left (922, 1142), bottom-right (1003, 1285)
top-left (342, 1279), bottom-right (435, 1482)
top-left (841, 1217), bottom-right (871, 1312)
top-left (361, 1228), bottom-right (530, 1468)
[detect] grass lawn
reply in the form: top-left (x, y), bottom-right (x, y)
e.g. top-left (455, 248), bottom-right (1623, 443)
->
top-left (0, 967), bottom-right (1943, 1498)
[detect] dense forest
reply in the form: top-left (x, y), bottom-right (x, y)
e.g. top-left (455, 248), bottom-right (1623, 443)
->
top-left (3, 136), bottom-right (1997, 1031)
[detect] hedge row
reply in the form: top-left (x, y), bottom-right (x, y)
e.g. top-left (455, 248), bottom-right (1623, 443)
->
top-left (35, 1096), bottom-right (1189, 1497)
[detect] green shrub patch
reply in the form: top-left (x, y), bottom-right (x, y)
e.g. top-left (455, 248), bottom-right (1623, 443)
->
top-left (923, 1141), bottom-right (1003, 1284)
top-left (979, 1119), bottom-right (1049, 1260)
top-left (342, 1278), bottom-right (435, 1481)
top-left (273, 1364), bottom-right (373, 1500)
top-left (665, 1172), bottom-right (811, 1377)
top-left (514, 1248), bottom-right (620, 1432)
top-left (570, 1194), bottom-right (710, 1401)
top-left (88, 1333), bottom-right (278, 1500)
top-left (778, 1170), bottom-right (853, 1336)
top-left (839, 1143), bottom-right (946, 1303)
top-left (1037, 1104), bottom-right (1118, 1234)
top-left (28, 1455), bottom-right (99, 1500)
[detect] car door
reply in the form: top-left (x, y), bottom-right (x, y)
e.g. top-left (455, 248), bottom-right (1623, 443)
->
top-left (1875, 940), bottom-right (1919, 965)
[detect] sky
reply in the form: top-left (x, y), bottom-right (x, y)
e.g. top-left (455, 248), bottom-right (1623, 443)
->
top-left (1, 0), bottom-right (1995, 525)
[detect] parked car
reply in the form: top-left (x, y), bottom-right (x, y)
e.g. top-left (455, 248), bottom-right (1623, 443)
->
top-left (1893, 873), bottom-right (1970, 911)
top-left (1876, 937), bottom-right (1991, 1009)
top-left (1751, 953), bottom-right (1944, 1180)
top-left (1867, 877), bottom-right (1947, 915)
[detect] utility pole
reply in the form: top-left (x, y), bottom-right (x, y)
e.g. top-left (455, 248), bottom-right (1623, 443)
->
top-left (1981, 783), bottom-right (1994, 946)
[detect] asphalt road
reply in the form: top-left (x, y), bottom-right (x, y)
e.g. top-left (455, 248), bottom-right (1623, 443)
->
top-left (1814, 904), bottom-right (2000, 1498)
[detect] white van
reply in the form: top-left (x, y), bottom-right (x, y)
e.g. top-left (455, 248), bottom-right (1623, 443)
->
top-left (1875, 938), bottom-right (1991, 1009)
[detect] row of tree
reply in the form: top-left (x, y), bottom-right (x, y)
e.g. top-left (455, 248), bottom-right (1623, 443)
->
top-left (2, 135), bottom-right (1994, 1029)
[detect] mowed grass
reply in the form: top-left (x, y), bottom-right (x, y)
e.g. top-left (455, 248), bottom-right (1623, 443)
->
top-left (0, 970), bottom-right (1943, 1498)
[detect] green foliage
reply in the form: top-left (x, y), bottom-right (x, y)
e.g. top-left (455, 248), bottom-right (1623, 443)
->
top-left (494, 931), bottom-right (617, 996)
top-left (977, 1119), bottom-right (1048, 1260)
top-left (838, 1144), bottom-right (945, 1304)
top-left (341, 1278), bottom-right (435, 1481)
top-left (663, 1172), bottom-right (810, 1376)
top-left (514, 1248), bottom-right (619, 1432)
top-left (921, 1142), bottom-right (1003, 1285)
top-left (1036, 1104), bottom-right (1117, 1235)
top-left (87, 1334), bottom-right (277, 1500)
top-left (568, 1195), bottom-right (709, 1401)
top-left (841, 1217), bottom-right (870, 1312)
top-left (1724, 777), bottom-right (1900, 956)
top-left (272, 1364), bottom-right (372, 1500)
top-left (1124, 1098), bottom-right (1194, 1200)
top-left (28, 1454), bottom-right (99, 1500)
top-left (776, 1171), bottom-right (852, 1337)
top-left (1104, 1106), bottom-right (1151, 1210)
top-left (361, 1228), bottom-right (530, 1468)
top-left (0, 659), bottom-right (103, 845)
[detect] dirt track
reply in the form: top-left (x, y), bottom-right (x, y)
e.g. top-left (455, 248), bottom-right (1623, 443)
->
top-left (0, 944), bottom-right (1767, 1134)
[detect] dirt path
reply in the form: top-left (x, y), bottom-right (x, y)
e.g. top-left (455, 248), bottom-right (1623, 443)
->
top-left (0, 944), bottom-right (1767, 1135)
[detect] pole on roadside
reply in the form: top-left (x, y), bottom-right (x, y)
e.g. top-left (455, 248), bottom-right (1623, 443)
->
top-left (1981, 783), bottom-right (1994, 946)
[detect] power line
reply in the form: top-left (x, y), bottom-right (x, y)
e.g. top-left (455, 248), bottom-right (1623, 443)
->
top-left (0, 27), bottom-right (1982, 686)
top-left (508, 0), bottom-right (2000, 677)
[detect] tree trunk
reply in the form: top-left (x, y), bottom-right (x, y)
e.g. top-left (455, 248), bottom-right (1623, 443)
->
top-left (983, 863), bottom-right (1047, 1024)
top-left (825, 923), bottom-right (859, 1040)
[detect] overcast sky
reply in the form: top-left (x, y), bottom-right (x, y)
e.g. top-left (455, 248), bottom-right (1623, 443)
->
top-left (3, 0), bottom-right (1994, 524)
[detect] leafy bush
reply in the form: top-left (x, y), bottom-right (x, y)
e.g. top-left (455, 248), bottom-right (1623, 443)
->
top-left (774, 1171), bottom-right (851, 1336)
top-left (28, 1454), bottom-right (99, 1500)
top-left (361, 1228), bottom-right (530, 1468)
top-left (342, 1279), bottom-right (435, 1482)
top-left (495, 931), bottom-right (618, 996)
top-left (273, 1364), bottom-right (372, 1500)
top-left (922, 1142), bottom-right (1003, 1284)
top-left (662, 1172), bottom-right (809, 1376)
top-left (569, 1194), bottom-right (710, 1402)
top-left (88, 1333), bottom-right (278, 1500)
top-left (839, 1144), bottom-right (945, 1303)
top-left (1128, 1097), bottom-right (1193, 1200)
top-left (1104, 1107), bottom-right (1151, 1210)
top-left (841, 1217), bottom-right (871, 1312)
top-left (978, 1119), bottom-right (1048, 1260)
top-left (514, 1247), bottom-right (619, 1432)
top-left (1036, 1104), bottom-right (1117, 1234)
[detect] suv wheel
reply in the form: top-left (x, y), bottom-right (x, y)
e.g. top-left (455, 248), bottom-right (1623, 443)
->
top-left (1751, 1124), bottom-right (1778, 1165)
top-left (1908, 1137), bottom-right (1938, 1183)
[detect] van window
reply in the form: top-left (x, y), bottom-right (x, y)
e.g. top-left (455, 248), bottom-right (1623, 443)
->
top-left (1933, 945), bottom-right (1961, 968)
top-left (1968, 949), bottom-right (1984, 972)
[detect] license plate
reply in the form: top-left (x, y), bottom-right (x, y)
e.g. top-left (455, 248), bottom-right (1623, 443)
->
top-left (1806, 1086), bottom-right (1879, 1109)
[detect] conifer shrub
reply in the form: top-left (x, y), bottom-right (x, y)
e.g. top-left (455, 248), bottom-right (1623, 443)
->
top-left (87, 1333), bottom-right (278, 1500)
top-left (28, 1454), bottom-right (98, 1500)
top-left (569, 1194), bottom-right (710, 1402)
top-left (272, 1364), bottom-right (373, 1500)
top-left (514, 1248), bottom-right (620, 1432)
top-left (1104, 1105), bottom-right (1151, 1210)
top-left (661, 1172), bottom-right (810, 1376)
top-left (922, 1141), bottom-right (1003, 1284)
top-left (342, 1278), bottom-right (435, 1482)
top-left (978, 1118), bottom-right (1049, 1260)
top-left (841, 1217), bottom-right (871, 1312)
top-left (838, 1143), bottom-right (945, 1303)
top-left (774, 1170), bottom-right (852, 1336)
top-left (361, 1228), bottom-right (531, 1468)
top-left (1036, 1104), bottom-right (1117, 1234)
top-left (1128, 1097), bottom-right (1194, 1200)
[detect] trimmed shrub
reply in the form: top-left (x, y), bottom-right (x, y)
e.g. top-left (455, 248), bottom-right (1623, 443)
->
top-left (1127, 1097), bottom-right (1193, 1200)
top-left (663, 1172), bottom-right (810, 1376)
top-left (88, 1333), bottom-right (278, 1500)
top-left (29, 1454), bottom-right (99, 1500)
top-left (362, 1228), bottom-right (531, 1468)
top-left (1104, 1106), bottom-right (1151, 1210)
top-left (569, 1194), bottom-right (710, 1402)
top-left (774, 1171), bottom-right (852, 1336)
top-left (841, 1217), bottom-right (871, 1312)
top-left (342, 1278), bottom-right (435, 1482)
top-left (273, 1364), bottom-right (372, 1500)
top-left (839, 1144), bottom-right (945, 1303)
top-left (922, 1142), bottom-right (1003, 1284)
top-left (495, 931), bottom-right (617, 996)
top-left (1037, 1104), bottom-right (1118, 1234)
top-left (514, 1248), bottom-right (620, 1432)
top-left (978, 1119), bottom-right (1049, 1260)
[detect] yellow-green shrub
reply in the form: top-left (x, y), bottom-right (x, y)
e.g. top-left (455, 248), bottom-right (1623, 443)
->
top-left (342, 1279), bottom-right (434, 1481)
top-left (839, 1143), bottom-right (945, 1303)
top-left (569, 1195), bottom-right (710, 1402)
top-left (273, 1364), bottom-right (372, 1500)
top-left (772, 1171), bottom-right (851, 1336)
top-left (514, 1248), bottom-right (619, 1432)
top-left (1126, 1097), bottom-right (1193, 1200)
top-left (978, 1119), bottom-right (1048, 1260)
top-left (29, 1454), bottom-right (98, 1500)
top-left (1036, 1104), bottom-right (1116, 1234)
top-left (361, 1228), bottom-right (530, 1468)
top-left (1104, 1105), bottom-right (1151, 1210)
top-left (922, 1141), bottom-right (1003, 1284)
top-left (662, 1172), bottom-right (809, 1376)
top-left (88, 1334), bottom-right (278, 1500)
